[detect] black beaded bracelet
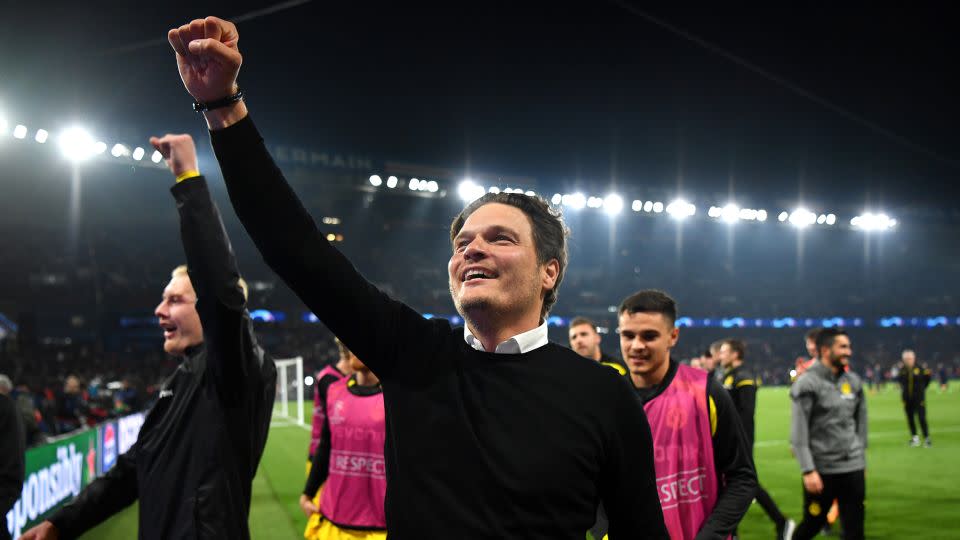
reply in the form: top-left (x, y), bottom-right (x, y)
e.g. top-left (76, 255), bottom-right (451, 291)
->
top-left (192, 89), bottom-right (244, 113)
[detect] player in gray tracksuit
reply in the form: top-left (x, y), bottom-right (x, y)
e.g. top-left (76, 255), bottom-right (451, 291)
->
top-left (789, 328), bottom-right (867, 540)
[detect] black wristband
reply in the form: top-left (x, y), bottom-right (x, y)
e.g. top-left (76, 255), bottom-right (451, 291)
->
top-left (193, 89), bottom-right (244, 113)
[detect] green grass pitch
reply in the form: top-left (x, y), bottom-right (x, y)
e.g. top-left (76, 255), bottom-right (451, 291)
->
top-left (80, 385), bottom-right (959, 539)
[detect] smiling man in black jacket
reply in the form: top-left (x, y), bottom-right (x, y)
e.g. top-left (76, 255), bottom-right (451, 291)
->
top-left (20, 134), bottom-right (277, 540)
top-left (166, 16), bottom-right (667, 539)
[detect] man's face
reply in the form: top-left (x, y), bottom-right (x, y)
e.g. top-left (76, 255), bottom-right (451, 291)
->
top-left (806, 337), bottom-right (818, 359)
top-left (718, 343), bottom-right (736, 369)
top-left (703, 354), bottom-right (717, 371)
top-left (821, 335), bottom-right (852, 369)
top-left (449, 203), bottom-right (555, 322)
top-left (902, 351), bottom-right (916, 368)
top-left (618, 311), bottom-right (679, 380)
top-left (155, 274), bottom-right (204, 356)
top-left (569, 323), bottom-right (602, 360)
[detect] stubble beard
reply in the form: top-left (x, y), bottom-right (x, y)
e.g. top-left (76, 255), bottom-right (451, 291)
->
top-left (452, 278), bottom-right (541, 331)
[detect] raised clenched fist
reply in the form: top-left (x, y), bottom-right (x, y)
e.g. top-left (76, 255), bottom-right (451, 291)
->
top-left (149, 134), bottom-right (199, 178)
top-left (168, 16), bottom-right (242, 103)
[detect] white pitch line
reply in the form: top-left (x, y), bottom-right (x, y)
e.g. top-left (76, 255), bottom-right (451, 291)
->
top-left (270, 416), bottom-right (311, 431)
top-left (755, 426), bottom-right (960, 448)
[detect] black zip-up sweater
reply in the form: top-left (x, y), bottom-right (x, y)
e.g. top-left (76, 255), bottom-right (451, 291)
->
top-left (48, 178), bottom-right (277, 539)
top-left (210, 115), bottom-right (668, 539)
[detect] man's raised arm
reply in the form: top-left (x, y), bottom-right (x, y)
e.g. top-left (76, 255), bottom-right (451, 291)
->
top-left (166, 17), bottom-right (437, 379)
top-left (149, 133), bottom-right (264, 405)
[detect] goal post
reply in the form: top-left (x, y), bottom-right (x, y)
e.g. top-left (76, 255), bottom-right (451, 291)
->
top-left (274, 356), bottom-right (305, 426)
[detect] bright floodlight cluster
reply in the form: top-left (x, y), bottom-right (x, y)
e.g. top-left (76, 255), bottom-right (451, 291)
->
top-left (707, 204), bottom-right (768, 223)
top-left (774, 208), bottom-right (837, 229)
top-left (408, 178), bottom-right (439, 193)
top-left (0, 117), bottom-right (166, 169)
top-left (2, 118), bottom-right (901, 234)
top-left (850, 212), bottom-right (897, 231)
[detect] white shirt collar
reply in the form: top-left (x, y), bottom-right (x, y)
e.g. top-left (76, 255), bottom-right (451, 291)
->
top-left (463, 320), bottom-right (549, 354)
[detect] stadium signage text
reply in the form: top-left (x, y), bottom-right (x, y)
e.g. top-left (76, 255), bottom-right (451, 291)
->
top-left (6, 444), bottom-right (85, 538)
top-left (118, 412), bottom-right (145, 454)
top-left (269, 145), bottom-right (373, 171)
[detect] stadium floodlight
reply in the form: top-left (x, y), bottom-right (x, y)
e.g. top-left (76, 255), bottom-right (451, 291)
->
top-left (562, 192), bottom-right (586, 210)
top-left (386, 175), bottom-right (398, 188)
top-left (13, 125), bottom-right (27, 139)
top-left (57, 127), bottom-right (96, 162)
top-left (408, 178), bottom-right (420, 190)
top-left (720, 204), bottom-right (740, 223)
top-left (35, 129), bottom-right (49, 143)
top-left (643, 201), bottom-right (654, 212)
top-left (788, 208), bottom-right (817, 228)
top-left (427, 180), bottom-right (439, 193)
top-left (632, 200), bottom-right (643, 212)
top-left (368, 174), bottom-right (382, 187)
top-left (488, 186), bottom-right (501, 194)
top-left (0, 117), bottom-right (8, 136)
top-left (94, 141), bottom-right (107, 154)
top-left (707, 206), bottom-right (721, 218)
top-left (757, 210), bottom-right (768, 222)
top-left (587, 196), bottom-right (603, 209)
top-left (132, 147), bottom-right (145, 161)
top-left (572, 193), bottom-right (587, 209)
top-left (525, 190), bottom-right (535, 197)
top-left (458, 179), bottom-right (485, 202)
top-left (850, 212), bottom-right (896, 232)
top-left (603, 194), bottom-right (624, 215)
top-left (652, 201), bottom-right (664, 213)
top-left (817, 214), bottom-right (826, 225)
top-left (551, 193), bottom-right (563, 205)
top-left (825, 213), bottom-right (836, 225)
top-left (778, 211), bottom-right (788, 222)
top-left (151, 150), bottom-right (163, 163)
top-left (110, 143), bottom-right (129, 157)
top-left (666, 199), bottom-right (695, 220)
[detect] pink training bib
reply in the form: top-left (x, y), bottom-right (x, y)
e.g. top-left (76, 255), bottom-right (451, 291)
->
top-left (320, 379), bottom-right (387, 528)
top-left (310, 365), bottom-right (346, 457)
top-left (643, 364), bottom-right (720, 540)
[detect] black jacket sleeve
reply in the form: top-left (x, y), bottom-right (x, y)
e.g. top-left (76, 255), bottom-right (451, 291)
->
top-left (209, 117), bottom-right (437, 382)
top-left (696, 380), bottom-right (758, 540)
top-left (601, 380), bottom-right (669, 539)
top-left (0, 394), bottom-right (24, 519)
top-left (733, 379), bottom-right (757, 448)
top-left (48, 445), bottom-right (139, 539)
top-left (171, 177), bottom-right (267, 407)
top-left (303, 417), bottom-right (332, 498)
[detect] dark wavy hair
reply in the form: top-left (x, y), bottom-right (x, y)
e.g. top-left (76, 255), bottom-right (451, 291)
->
top-left (450, 192), bottom-right (569, 318)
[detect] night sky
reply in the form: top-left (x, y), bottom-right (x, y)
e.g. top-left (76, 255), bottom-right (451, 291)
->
top-left (3, 1), bottom-right (957, 207)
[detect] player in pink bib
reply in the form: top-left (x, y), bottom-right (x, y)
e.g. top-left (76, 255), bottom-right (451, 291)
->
top-left (617, 290), bottom-right (757, 540)
top-left (301, 350), bottom-right (386, 540)
top-left (308, 339), bottom-right (354, 465)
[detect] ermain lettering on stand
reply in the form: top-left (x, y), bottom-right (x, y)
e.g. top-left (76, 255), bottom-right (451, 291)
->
top-left (270, 145), bottom-right (373, 171)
